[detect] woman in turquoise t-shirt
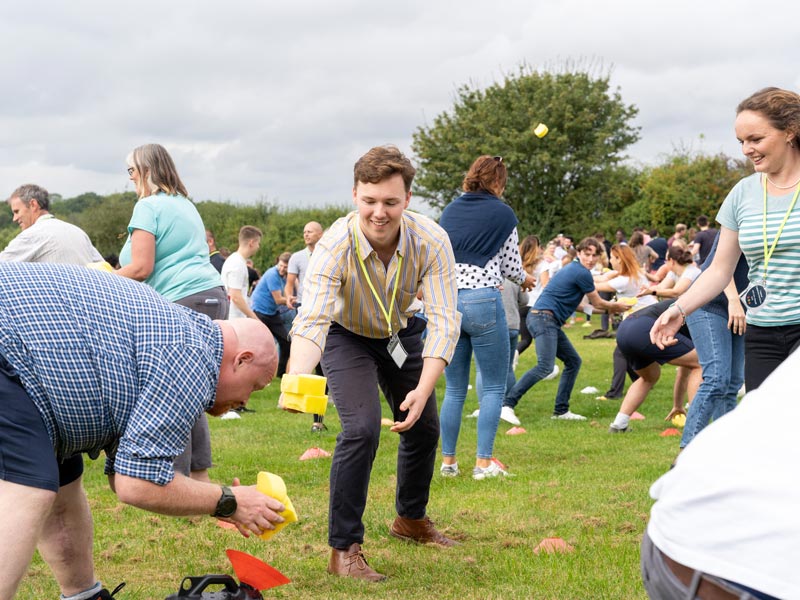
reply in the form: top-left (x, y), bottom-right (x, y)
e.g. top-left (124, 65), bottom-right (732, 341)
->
top-left (117, 143), bottom-right (228, 481)
top-left (651, 87), bottom-right (800, 391)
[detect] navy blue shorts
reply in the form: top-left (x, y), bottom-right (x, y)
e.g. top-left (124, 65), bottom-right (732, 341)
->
top-left (0, 357), bottom-right (83, 492)
top-left (616, 314), bottom-right (694, 372)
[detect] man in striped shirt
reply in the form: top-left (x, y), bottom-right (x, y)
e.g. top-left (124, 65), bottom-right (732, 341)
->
top-left (289, 146), bottom-right (461, 582)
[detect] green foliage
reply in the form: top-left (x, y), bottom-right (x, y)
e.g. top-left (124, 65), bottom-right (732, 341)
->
top-left (195, 201), bottom-right (350, 270)
top-left (627, 153), bottom-right (752, 233)
top-left (0, 192), bottom-right (350, 270)
top-left (412, 65), bottom-right (641, 239)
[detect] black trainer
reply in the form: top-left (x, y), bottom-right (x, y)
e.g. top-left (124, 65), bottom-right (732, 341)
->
top-left (95, 582), bottom-right (125, 599)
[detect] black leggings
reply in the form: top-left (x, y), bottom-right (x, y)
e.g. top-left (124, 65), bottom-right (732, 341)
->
top-left (744, 323), bottom-right (800, 391)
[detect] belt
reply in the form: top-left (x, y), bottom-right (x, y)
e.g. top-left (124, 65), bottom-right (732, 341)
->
top-left (661, 551), bottom-right (742, 600)
top-left (529, 309), bottom-right (554, 316)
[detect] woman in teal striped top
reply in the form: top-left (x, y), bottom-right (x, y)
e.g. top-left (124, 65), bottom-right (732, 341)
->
top-left (651, 87), bottom-right (800, 391)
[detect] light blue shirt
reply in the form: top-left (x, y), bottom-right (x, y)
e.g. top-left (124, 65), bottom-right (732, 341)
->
top-left (119, 193), bottom-right (222, 302)
top-left (251, 265), bottom-right (285, 316)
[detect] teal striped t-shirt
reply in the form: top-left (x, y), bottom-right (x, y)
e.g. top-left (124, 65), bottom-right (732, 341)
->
top-left (717, 172), bottom-right (800, 326)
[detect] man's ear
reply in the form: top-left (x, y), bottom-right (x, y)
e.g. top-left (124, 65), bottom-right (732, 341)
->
top-left (234, 350), bottom-right (255, 369)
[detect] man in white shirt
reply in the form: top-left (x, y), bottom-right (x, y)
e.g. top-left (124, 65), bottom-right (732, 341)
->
top-left (221, 226), bottom-right (262, 319)
top-left (642, 348), bottom-right (799, 599)
top-left (285, 221), bottom-right (323, 309)
top-left (0, 184), bottom-right (103, 264)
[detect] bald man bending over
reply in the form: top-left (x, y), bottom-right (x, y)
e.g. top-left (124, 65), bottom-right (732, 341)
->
top-left (0, 263), bottom-right (281, 600)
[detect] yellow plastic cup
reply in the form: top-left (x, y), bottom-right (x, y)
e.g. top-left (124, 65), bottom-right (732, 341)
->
top-left (256, 472), bottom-right (298, 540)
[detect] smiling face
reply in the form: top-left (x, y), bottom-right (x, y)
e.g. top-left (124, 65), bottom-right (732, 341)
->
top-left (736, 109), bottom-right (795, 175)
top-left (9, 196), bottom-right (42, 230)
top-left (352, 173), bottom-right (410, 252)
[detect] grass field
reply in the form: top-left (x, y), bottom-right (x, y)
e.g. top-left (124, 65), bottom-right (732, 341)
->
top-left (19, 319), bottom-right (684, 599)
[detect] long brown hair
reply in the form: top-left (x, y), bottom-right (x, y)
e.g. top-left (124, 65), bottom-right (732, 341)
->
top-left (611, 244), bottom-right (643, 278)
top-left (128, 144), bottom-right (189, 198)
top-left (738, 87), bottom-right (800, 148)
top-left (519, 235), bottom-right (541, 273)
top-left (462, 155), bottom-right (507, 197)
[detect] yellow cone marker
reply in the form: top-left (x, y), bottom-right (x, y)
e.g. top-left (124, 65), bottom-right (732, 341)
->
top-left (256, 472), bottom-right (298, 540)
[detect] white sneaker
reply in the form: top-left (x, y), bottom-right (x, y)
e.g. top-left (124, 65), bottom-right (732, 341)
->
top-left (472, 461), bottom-right (509, 480)
top-left (440, 462), bottom-right (459, 477)
top-left (220, 410), bottom-right (241, 420)
top-left (543, 364), bottom-right (560, 380)
top-left (466, 409), bottom-right (480, 419)
top-left (551, 410), bottom-right (586, 421)
top-left (500, 406), bottom-right (521, 426)
top-left (512, 350), bottom-right (520, 371)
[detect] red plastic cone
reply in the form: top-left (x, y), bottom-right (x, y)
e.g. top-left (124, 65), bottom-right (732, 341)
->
top-left (226, 549), bottom-right (291, 591)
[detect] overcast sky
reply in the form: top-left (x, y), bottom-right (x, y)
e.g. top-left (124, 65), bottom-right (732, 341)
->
top-left (1, 0), bottom-right (798, 212)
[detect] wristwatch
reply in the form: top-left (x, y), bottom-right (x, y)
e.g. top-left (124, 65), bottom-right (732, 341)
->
top-left (212, 485), bottom-right (237, 518)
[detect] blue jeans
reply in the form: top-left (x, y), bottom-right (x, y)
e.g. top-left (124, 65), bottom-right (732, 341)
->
top-left (441, 288), bottom-right (509, 460)
top-left (505, 311), bottom-right (581, 416)
top-left (681, 309), bottom-right (744, 448)
top-left (475, 329), bottom-right (518, 399)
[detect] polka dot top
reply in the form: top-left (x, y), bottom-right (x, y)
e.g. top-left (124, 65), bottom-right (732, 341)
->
top-left (455, 227), bottom-right (527, 289)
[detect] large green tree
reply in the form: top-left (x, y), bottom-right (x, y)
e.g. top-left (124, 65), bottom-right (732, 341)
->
top-left (412, 66), bottom-right (640, 238)
top-left (621, 152), bottom-right (752, 234)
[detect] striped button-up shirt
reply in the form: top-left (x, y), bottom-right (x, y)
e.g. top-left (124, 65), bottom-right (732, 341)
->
top-left (291, 211), bottom-right (460, 363)
top-left (0, 263), bottom-right (223, 485)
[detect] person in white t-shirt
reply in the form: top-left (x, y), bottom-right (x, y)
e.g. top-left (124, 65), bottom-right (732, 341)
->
top-left (642, 347), bottom-right (799, 599)
top-left (642, 245), bottom-right (701, 301)
top-left (221, 226), bottom-right (262, 319)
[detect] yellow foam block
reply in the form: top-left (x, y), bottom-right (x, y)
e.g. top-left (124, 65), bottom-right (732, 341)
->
top-left (281, 374), bottom-right (327, 397)
top-left (281, 392), bottom-right (328, 416)
top-left (86, 261), bottom-right (114, 272)
top-left (256, 471), bottom-right (298, 540)
top-left (534, 123), bottom-right (549, 138)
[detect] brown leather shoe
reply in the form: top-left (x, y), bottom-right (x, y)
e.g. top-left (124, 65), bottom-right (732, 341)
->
top-left (327, 543), bottom-right (387, 582)
top-left (389, 515), bottom-right (459, 547)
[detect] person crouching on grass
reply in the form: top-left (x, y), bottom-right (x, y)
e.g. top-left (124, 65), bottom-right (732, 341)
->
top-left (501, 237), bottom-right (629, 425)
top-left (286, 145), bottom-right (461, 582)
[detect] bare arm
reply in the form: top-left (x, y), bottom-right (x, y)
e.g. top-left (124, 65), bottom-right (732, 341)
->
top-left (287, 335), bottom-right (323, 374)
top-left (111, 473), bottom-right (285, 537)
top-left (115, 230), bottom-right (155, 281)
top-left (229, 288), bottom-right (259, 319)
top-left (285, 273), bottom-right (298, 309)
top-left (585, 290), bottom-right (628, 314)
top-left (651, 227), bottom-right (742, 348)
top-left (723, 277), bottom-right (746, 335)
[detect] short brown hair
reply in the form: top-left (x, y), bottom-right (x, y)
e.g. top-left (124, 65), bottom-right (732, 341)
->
top-left (238, 225), bottom-right (263, 244)
top-left (738, 87), bottom-right (800, 147)
top-left (575, 237), bottom-right (601, 254)
top-left (353, 145), bottom-right (416, 192)
top-left (278, 251), bottom-right (292, 264)
top-left (462, 155), bottom-right (507, 196)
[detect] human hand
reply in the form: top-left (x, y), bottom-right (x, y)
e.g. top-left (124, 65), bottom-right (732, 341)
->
top-left (277, 393), bottom-right (301, 413)
top-left (664, 406), bottom-right (686, 422)
top-left (650, 306), bottom-right (683, 349)
top-left (225, 479), bottom-right (286, 538)
top-left (390, 388), bottom-right (428, 433)
top-left (727, 300), bottom-right (746, 335)
top-left (521, 273), bottom-right (536, 292)
top-left (608, 301), bottom-right (631, 314)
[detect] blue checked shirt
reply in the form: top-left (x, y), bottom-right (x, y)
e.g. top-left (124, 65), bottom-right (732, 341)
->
top-left (0, 263), bottom-right (224, 485)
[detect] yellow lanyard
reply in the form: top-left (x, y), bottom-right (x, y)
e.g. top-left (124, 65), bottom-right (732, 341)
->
top-left (761, 175), bottom-right (800, 281)
top-left (352, 221), bottom-right (403, 337)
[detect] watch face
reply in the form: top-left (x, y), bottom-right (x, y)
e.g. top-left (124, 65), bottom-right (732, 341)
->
top-left (215, 487), bottom-right (237, 518)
